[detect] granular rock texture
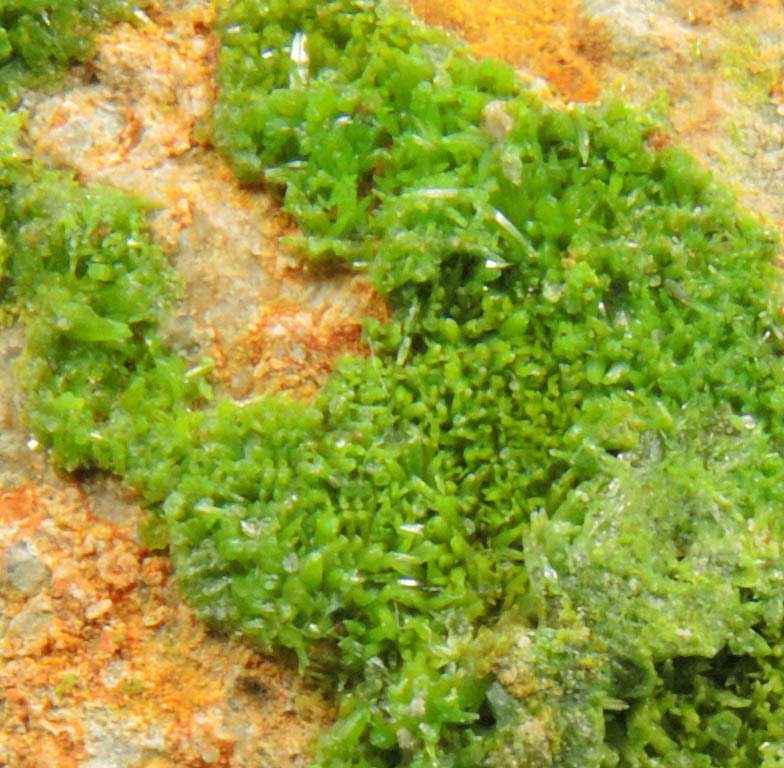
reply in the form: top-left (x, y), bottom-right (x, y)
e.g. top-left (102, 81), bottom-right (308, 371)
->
top-left (407, 0), bottom-right (610, 102)
top-left (0, 484), bottom-right (331, 768)
top-left (585, 0), bottom-right (784, 228)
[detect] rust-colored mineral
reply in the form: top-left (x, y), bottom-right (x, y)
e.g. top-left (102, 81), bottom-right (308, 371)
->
top-left (0, 484), bottom-right (331, 768)
top-left (406, 0), bottom-right (610, 102)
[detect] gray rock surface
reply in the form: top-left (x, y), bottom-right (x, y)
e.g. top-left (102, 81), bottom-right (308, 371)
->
top-left (1, 541), bottom-right (51, 596)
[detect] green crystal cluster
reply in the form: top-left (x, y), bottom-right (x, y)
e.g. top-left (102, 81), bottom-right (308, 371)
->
top-left (0, 0), bottom-right (142, 300)
top-left (4, 0), bottom-right (784, 766)
top-left (0, 112), bottom-right (207, 480)
top-left (0, 0), bottom-right (136, 103)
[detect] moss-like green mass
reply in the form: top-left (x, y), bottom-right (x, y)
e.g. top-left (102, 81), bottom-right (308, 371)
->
top-left (0, 0), bottom-right (137, 104)
top-left (4, 1), bottom-right (784, 766)
top-left (0, 0), bottom-right (142, 300)
top-left (485, 419), bottom-right (784, 767)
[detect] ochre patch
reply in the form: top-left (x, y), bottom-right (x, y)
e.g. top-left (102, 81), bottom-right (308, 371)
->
top-left (236, 279), bottom-right (389, 399)
top-left (0, 484), bottom-right (332, 767)
top-left (406, 0), bottom-right (610, 102)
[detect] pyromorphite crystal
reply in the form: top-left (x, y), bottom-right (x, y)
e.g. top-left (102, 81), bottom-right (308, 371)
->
top-left (0, 1), bottom-right (139, 104)
top-left (4, 1), bottom-right (784, 766)
top-left (0, 0), bottom-right (144, 305)
top-left (484, 416), bottom-right (784, 767)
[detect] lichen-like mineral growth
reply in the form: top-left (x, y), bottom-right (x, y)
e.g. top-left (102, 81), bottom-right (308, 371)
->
top-left (3, 1), bottom-right (784, 767)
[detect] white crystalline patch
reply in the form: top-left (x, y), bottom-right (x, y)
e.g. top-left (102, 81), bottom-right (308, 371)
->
top-left (290, 32), bottom-right (309, 85)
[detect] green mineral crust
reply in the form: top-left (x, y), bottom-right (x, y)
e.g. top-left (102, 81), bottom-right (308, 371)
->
top-left (0, 0), bottom-right (136, 103)
top-left (3, 1), bottom-right (784, 766)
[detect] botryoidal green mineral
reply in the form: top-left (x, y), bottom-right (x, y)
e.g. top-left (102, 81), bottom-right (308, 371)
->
top-left (4, 0), bottom-right (784, 766)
